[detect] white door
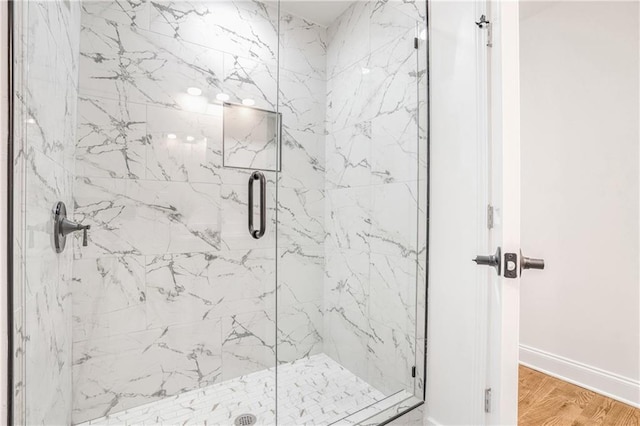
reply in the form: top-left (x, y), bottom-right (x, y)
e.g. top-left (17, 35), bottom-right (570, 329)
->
top-left (427, 1), bottom-right (522, 425)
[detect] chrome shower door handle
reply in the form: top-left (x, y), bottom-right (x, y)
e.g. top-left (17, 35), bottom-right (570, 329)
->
top-left (248, 171), bottom-right (266, 239)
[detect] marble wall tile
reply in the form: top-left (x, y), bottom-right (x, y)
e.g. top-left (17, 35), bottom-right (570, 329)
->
top-left (76, 96), bottom-right (148, 179)
top-left (277, 245), bottom-right (324, 307)
top-left (277, 301), bottom-right (323, 363)
top-left (369, 182), bottom-right (418, 257)
top-left (368, 253), bottom-right (416, 329)
top-left (370, 112), bottom-right (419, 185)
top-left (24, 68), bottom-right (78, 171)
top-left (323, 249), bottom-right (371, 380)
top-left (74, 177), bottom-right (222, 258)
top-left (25, 290), bottom-right (73, 425)
top-left (72, 255), bottom-right (147, 342)
top-left (72, 319), bottom-right (223, 423)
top-left (80, 12), bottom-right (225, 109)
top-left (367, 319), bottom-right (414, 395)
top-left (326, 122), bottom-right (372, 189)
top-left (223, 54), bottom-right (277, 110)
top-left (280, 13), bottom-right (327, 79)
top-left (221, 310), bottom-right (276, 381)
top-left (145, 250), bottom-right (275, 328)
top-left (279, 69), bottom-right (326, 135)
top-left (370, 1), bottom-right (419, 52)
top-left (31, 0), bottom-right (81, 76)
top-left (326, 1), bottom-right (371, 79)
top-left (366, 32), bottom-right (418, 128)
top-left (326, 59), bottom-right (373, 134)
top-left (325, 186), bottom-right (372, 251)
top-left (82, 0), bottom-right (150, 31)
top-left (324, 249), bottom-right (370, 314)
top-left (148, 1), bottom-right (279, 65)
top-left (323, 305), bottom-right (371, 381)
top-left (380, 0), bottom-right (427, 23)
top-left (280, 127), bottom-right (325, 189)
top-left (277, 187), bottom-right (325, 247)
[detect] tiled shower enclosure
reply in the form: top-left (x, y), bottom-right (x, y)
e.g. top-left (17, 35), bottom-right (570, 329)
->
top-left (10, 0), bottom-right (428, 424)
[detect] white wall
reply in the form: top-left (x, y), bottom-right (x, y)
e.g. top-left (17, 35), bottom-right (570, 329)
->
top-left (520, 1), bottom-right (640, 407)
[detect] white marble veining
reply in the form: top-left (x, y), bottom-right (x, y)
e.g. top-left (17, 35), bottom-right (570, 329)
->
top-left (72, 0), bottom-right (327, 422)
top-left (14, 1), bottom-right (82, 425)
top-left (323, 0), bottom-right (427, 400)
top-left (79, 353), bottom-right (391, 426)
top-left (15, 0), bottom-right (428, 424)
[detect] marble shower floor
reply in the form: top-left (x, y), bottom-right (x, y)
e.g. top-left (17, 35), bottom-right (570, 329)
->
top-left (79, 353), bottom-right (408, 426)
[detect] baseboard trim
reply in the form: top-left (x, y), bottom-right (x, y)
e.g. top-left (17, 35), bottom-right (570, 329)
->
top-left (520, 344), bottom-right (640, 408)
top-left (425, 416), bottom-right (442, 426)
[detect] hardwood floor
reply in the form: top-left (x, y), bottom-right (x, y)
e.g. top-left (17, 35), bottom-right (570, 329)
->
top-left (518, 365), bottom-right (640, 425)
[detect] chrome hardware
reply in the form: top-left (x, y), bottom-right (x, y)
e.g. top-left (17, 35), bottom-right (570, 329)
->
top-left (472, 247), bottom-right (501, 275)
top-left (475, 14), bottom-right (493, 47)
top-left (248, 171), bottom-right (266, 239)
top-left (53, 201), bottom-right (91, 253)
top-left (520, 250), bottom-right (545, 274)
top-left (475, 14), bottom-right (490, 28)
top-left (484, 388), bottom-right (492, 413)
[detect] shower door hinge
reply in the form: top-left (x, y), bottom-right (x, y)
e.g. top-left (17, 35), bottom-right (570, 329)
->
top-left (475, 14), bottom-right (493, 47)
top-left (414, 37), bottom-right (419, 49)
top-left (484, 388), bottom-right (492, 413)
top-left (487, 204), bottom-right (494, 229)
top-left (411, 366), bottom-right (416, 377)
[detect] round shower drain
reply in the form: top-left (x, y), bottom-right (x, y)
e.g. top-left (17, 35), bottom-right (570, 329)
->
top-left (234, 413), bottom-right (257, 426)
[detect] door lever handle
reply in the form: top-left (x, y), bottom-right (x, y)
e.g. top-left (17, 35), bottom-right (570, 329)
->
top-left (520, 250), bottom-right (545, 274)
top-left (472, 247), bottom-right (501, 275)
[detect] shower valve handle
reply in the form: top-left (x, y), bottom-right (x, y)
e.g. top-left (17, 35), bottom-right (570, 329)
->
top-left (60, 217), bottom-right (91, 246)
top-left (53, 201), bottom-right (91, 253)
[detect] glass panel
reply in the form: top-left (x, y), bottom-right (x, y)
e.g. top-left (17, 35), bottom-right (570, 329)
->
top-left (275, 0), bottom-right (428, 423)
top-left (12, 0), bottom-right (280, 424)
top-left (11, 0), bottom-right (428, 424)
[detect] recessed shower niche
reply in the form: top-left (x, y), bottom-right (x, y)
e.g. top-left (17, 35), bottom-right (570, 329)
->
top-left (223, 102), bottom-right (281, 171)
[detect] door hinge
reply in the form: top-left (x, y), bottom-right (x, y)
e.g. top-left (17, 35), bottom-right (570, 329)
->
top-left (484, 388), bottom-right (492, 413)
top-left (414, 37), bottom-right (419, 49)
top-left (475, 14), bottom-right (493, 47)
top-left (487, 204), bottom-right (494, 229)
top-left (411, 366), bottom-right (416, 377)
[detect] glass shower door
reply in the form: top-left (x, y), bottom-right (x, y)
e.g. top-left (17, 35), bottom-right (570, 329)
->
top-left (12, 0), bottom-right (430, 424)
top-left (12, 0), bottom-right (280, 424)
top-left (275, 0), bottom-right (428, 423)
